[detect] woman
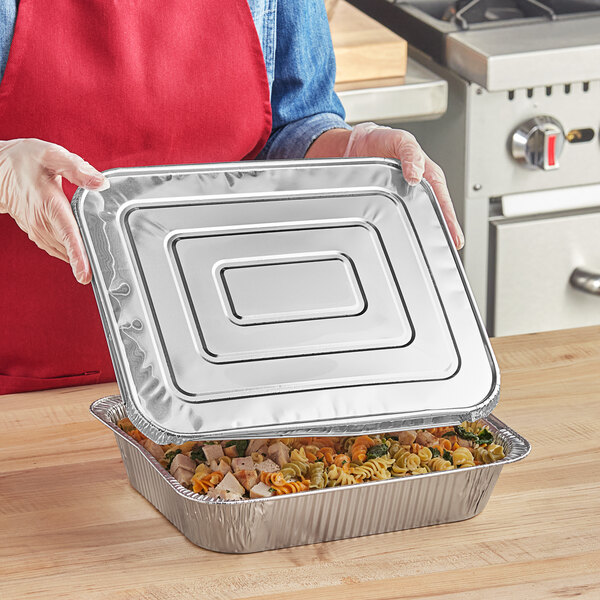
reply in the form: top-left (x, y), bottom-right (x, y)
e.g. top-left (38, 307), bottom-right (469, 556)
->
top-left (0, 0), bottom-right (463, 395)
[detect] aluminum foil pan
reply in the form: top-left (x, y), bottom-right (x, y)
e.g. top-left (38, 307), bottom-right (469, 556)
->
top-left (74, 159), bottom-right (499, 443)
top-left (91, 395), bottom-right (530, 554)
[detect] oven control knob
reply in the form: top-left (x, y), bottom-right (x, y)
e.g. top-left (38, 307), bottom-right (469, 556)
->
top-left (511, 116), bottom-right (565, 170)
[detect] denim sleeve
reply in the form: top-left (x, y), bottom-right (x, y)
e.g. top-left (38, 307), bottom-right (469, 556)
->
top-left (257, 0), bottom-right (351, 160)
top-left (0, 1), bottom-right (18, 80)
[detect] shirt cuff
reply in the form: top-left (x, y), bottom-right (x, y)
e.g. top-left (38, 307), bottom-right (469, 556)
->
top-left (257, 112), bottom-right (351, 160)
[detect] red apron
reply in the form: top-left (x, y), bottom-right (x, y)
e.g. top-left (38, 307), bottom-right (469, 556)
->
top-left (0, 0), bottom-right (272, 394)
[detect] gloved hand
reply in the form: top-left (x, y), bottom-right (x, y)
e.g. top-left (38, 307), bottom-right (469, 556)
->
top-left (344, 122), bottom-right (464, 249)
top-left (0, 138), bottom-right (109, 284)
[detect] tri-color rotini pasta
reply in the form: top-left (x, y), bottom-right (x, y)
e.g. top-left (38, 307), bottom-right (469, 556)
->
top-left (116, 419), bottom-right (505, 500)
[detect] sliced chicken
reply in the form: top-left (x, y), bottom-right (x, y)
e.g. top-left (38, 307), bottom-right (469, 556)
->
top-left (214, 472), bottom-right (245, 497)
top-left (232, 456), bottom-right (255, 472)
top-left (172, 466), bottom-right (194, 487)
top-left (267, 441), bottom-right (290, 467)
top-left (245, 439), bottom-right (268, 457)
top-left (142, 438), bottom-right (165, 461)
top-left (170, 453), bottom-right (197, 474)
top-left (394, 430), bottom-right (418, 445)
top-left (224, 445), bottom-right (238, 458)
top-left (202, 444), bottom-right (224, 463)
top-left (234, 469), bottom-right (259, 492)
top-left (210, 458), bottom-right (232, 476)
top-left (254, 458), bottom-right (279, 473)
top-left (250, 482), bottom-right (274, 499)
top-left (415, 430), bottom-right (437, 446)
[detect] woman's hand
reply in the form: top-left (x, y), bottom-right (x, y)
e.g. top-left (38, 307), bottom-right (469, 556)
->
top-left (305, 123), bottom-right (464, 249)
top-left (0, 139), bottom-right (109, 284)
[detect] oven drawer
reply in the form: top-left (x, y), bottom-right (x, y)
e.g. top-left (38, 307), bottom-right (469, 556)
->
top-left (492, 210), bottom-right (600, 337)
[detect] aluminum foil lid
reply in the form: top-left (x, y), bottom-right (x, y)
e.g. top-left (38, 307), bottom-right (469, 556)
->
top-left (73, 159), bottom-right (499, 443)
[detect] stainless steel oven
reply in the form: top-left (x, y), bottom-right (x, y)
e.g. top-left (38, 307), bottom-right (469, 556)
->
top-left (348, 0), bottom-right (600, 336)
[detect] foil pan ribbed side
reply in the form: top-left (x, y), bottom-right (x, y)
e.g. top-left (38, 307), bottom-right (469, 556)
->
top-left (91, 395), bottom-right (530, 553)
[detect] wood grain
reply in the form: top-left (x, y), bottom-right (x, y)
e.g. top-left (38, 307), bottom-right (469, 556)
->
top-left (329, 0), bottom-right (407, 86)
top-left (1, 326), bottom-right (599, 599)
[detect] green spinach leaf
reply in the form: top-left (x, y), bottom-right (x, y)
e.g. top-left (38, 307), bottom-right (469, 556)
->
top-left (366, 444), bottom-right (388, 460)
top-left (476, 428), bottom-right (494, 445)
top-left (225, 439), bottom-right (249, 456)
top-left (190, 447), bottom-right (206, 463)
top-left (449, 425), bottom-right (495, 445)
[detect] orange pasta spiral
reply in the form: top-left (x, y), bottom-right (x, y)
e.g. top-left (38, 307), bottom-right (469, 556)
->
top-left (333, 453), bottom-right (352, 469)
top-left (260, 471), bottom-right (309, 494)
top-left (316, 447), bottom-right (336, 465)
top-left (260, 471), bottom-right (288, 487)
top-left (191, 471), bottom-right (223, 494)
top-left (431, 438), bottom-right (452, 456)
top-left (410, 442), bottom-right (423, 455)
top-left (351, 435), bottom-right (375, 463)
top-left (271, 479), bottom-right (310, 495)
top-left (304, 449), bottom-right (318, 462)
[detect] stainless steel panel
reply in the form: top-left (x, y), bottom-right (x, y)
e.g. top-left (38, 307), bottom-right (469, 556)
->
top-left (502, 184), bottom-right (600, 218)
top-left (465, 82), bottom-right (600, 200)
top-left (446, 17), bottom-right (600, 91)
top-left (406, 56), bottom-right (600, 202)
top-left (91, 395), bottom-right (530, 554)
top-left (492, 209), bottom-right (600, 336)
top-left (337, 57), bottom-right (448, 123)
top-left (401, 50), bottom-right (600, 331)
top-left (73, 159), bottom-right (498, 443)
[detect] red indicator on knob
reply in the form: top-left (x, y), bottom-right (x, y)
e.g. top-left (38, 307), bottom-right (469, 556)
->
top-left (547, 133), bottom-right (557, 167)
top-left (512, 116), bottom-right (565, 170)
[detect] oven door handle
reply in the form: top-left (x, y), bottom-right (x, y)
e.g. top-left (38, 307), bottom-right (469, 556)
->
top-left (569, 267), bottom-right (600, 296)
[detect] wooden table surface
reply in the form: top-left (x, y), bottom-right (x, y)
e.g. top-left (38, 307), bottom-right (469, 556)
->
top-left (1, 326), bottom-right (600, 599)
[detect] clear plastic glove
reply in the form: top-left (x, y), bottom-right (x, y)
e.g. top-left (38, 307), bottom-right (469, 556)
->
top-left (0, 138), bottom-right (109, 284)
top-left (344, 122), bottom-right (464, 249)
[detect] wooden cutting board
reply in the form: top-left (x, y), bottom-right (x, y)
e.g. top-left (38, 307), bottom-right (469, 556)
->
top-left (329, 0), bottom-right (408, 87)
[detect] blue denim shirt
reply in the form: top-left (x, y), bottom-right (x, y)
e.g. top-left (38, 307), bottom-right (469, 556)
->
top-left (0, 0), bottom-right (350, 159)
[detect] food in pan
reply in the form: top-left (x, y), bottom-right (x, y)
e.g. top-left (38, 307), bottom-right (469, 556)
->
top-left (117, 419), bottom-right (505, 500)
